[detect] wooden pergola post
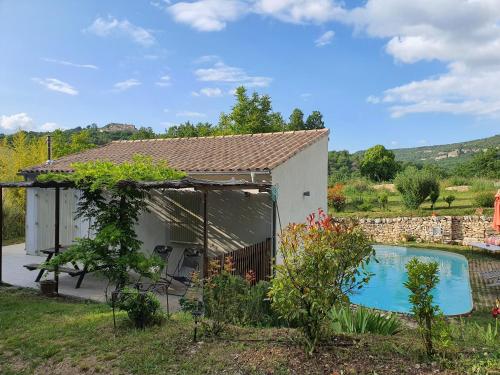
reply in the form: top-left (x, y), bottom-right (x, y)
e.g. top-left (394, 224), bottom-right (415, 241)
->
top-left (203, 190), bottom-right (208, 278)
top-left (54, 187), bottom-right (60, 294)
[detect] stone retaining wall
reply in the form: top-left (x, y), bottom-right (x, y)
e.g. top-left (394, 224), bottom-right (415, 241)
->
top-left (336, 215), bottom-right (495, 244)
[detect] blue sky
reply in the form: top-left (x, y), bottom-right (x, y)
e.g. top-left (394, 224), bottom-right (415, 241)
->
top-left (1, 0), bottom-right (499, 152)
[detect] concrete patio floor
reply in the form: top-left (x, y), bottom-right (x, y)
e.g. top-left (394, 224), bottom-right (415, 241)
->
top-left (1, 243), bottom-right (182, 312)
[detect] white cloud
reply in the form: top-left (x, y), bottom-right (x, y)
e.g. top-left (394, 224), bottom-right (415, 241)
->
top-left (0, 113), bottom-right (33, 132)
top-left (347, 0), bottom-right (500, 118)
top-left (40, 122), bottom-right (60, 131)
top-left (195, 61), bottom-right (272, 87)
top-left (156, 75), bottom-right (171, 87)
top-left (85, 16), bottom-right (155, 46)
top-left (314, 30), bottom-right (334, 47)
top-left (42, 58), bottom-right (98, 70)
top-left (113, 79), bottom-right (142, 92)
top-left (168, 0), bottom-right (249, 31)
top-left (193, 55), bottom-right (220, 64)
top-left (253, 0), bottom-right (344, 24)
top-left (33, 78), bottom-right (78, 95)
top-left (167, 0), bottom-right (500, 119)
top-left (192, 87), bottom-right (223, 97)
top-left (176, 111), bottom-right (206, 117)
top-left (167, 0), bottom-right (345, 30)
top-left (0, 113), bottom-right (62, 133)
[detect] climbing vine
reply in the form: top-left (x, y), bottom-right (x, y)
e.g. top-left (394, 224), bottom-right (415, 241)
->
top-left (40, 155), bottom-right (186, 289)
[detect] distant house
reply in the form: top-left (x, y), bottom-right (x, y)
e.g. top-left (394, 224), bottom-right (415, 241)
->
top-left (100, 123), bottom-right (138, 133)
top-left (21, 129), bottom-right (329, 271)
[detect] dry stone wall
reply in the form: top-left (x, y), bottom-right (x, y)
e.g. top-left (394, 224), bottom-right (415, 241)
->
top-left (336, 216), bottom-right (494, 244)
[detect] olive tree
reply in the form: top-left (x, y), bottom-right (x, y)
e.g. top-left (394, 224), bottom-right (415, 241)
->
top-left (394, 166), bottom-right (440, 209)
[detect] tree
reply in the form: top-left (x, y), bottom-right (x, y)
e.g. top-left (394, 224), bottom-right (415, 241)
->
top-left (394, 166), bottom-right (439, 209)
top-left (131, 127), bottom-right (156, 140)
top-left (288, 108), bottom-right (305, 130)
top-left (218, 86), bottom-right (282, 134)
top-left (304, 111), bottom-right (325, 130)
top-left (454, 148), bottom-right (500, 179)
top-left (360, 145), bottom-right (400, 182)
top-left (270, 209), bottom-right (374, 355)
top-left (404, 258), bottom-right (440, 358)
top-left (429, 182), bottom-right (440, 210)
top-left (443, 195), bottom-right (456, 208)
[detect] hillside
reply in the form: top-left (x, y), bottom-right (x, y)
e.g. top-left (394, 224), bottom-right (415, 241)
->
top-left (391, 134), bottom-right (500, 168)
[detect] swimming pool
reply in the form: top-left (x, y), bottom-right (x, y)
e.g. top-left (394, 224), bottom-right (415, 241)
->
top-left (350, 245), bottom-right (473, 315)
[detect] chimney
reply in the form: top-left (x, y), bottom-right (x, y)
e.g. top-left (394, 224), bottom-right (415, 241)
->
top-left (46, 135), bottom-right (52, 163)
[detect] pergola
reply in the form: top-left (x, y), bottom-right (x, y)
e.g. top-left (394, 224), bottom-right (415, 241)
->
top-left (0, 177), bottom-right (276, 293)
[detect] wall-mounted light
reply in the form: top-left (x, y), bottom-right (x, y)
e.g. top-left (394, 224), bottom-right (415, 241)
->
top-left (303, 191), bottom-right (310, 197)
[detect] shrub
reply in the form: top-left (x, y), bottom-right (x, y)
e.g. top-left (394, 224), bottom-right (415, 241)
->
top-left (269, 209), bottom-right (374, 355)
top-left (358, 200), bottom-right (373, 212)
top-left (202, 258), bottom-right (280, 334)
top-left (328, 306), bottom-right (402, 335)
top-left (328, 184), bottom-right (347, 212)
top-left (377, 191), bottom-right (389, 210)
top-left (443, 194), bottom-right (456, 208)
top-left (116, 287), bottom-right (164, 328)
top-left (404, 258), bottom-right (440, 358)
top-left (474, 191), bottom-right (495, 208)
top-left (429, 184), bottom-right (440, 210)
top-left (394, 167), bottom-right (439, 209)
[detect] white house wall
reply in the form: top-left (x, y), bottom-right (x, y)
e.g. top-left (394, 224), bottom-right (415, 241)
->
top-left (206, 190), bottom-right (272, 254)
top-left (26, 187), bottom-right (272, 259)
top-left (25, 188), bottom-right (89, 255)
top-left (271, 136), bottom-right (328, 261)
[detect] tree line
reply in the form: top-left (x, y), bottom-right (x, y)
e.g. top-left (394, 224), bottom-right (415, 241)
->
top-left (329, 145), bottom-right (500, 183)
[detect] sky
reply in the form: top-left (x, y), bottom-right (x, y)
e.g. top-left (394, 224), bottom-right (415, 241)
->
top-left (0, 0), bottom-right (499, 152)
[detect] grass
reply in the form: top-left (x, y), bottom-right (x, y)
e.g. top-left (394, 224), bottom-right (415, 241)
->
top-left (2, 236), bottom-right (25, 246)
top-left (1, 287), bottom-right (499, 374)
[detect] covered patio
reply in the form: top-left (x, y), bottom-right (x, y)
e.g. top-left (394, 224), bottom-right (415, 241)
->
top-left (0, 177), bottom-right (277, 309)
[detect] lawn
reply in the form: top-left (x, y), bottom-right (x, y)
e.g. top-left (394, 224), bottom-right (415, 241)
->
top-left (330, 183), bottom-right (495, 219)
top-left (1, 287), bottom-right (499, 374)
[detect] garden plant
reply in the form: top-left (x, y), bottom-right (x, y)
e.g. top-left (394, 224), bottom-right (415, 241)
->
top-left (269, 209), bottom-right (374, 355)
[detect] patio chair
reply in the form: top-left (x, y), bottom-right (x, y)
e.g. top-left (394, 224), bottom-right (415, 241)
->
top-left (151, 247), bottom-right (202, 314)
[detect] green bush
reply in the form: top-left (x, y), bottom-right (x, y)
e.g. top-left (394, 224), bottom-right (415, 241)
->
top-left (328, 306), bottom-right (401, 335)
top-left (203, 259), bottom-right (280, 335)
top-left (116, 287), bottom-right (164, 329)
top-left (404, 258), bottom-right (440, 358)
top-left (443, 194), bottom-right (456, 208)
top-left (377, 191), bottom-right (389, 210)
top-left (394, 167), bottom-right (440, 209)
top-left (429, 185), bottom-right (440, 210)
top-left (270, 210), bottom-right (374, 355)
top-left (474, 191), bottom-right (495, 208)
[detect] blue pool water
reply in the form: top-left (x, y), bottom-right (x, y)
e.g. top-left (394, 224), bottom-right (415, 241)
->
top-left (350, 245), bottom-right (473, 315)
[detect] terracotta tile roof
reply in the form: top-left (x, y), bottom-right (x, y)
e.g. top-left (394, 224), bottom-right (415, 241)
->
top-left (23, 129), bottom-right (329, 174)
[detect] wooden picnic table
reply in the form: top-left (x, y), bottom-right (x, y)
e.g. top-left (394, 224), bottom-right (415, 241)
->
top-left (23, 246), bottom-right (88, 289)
